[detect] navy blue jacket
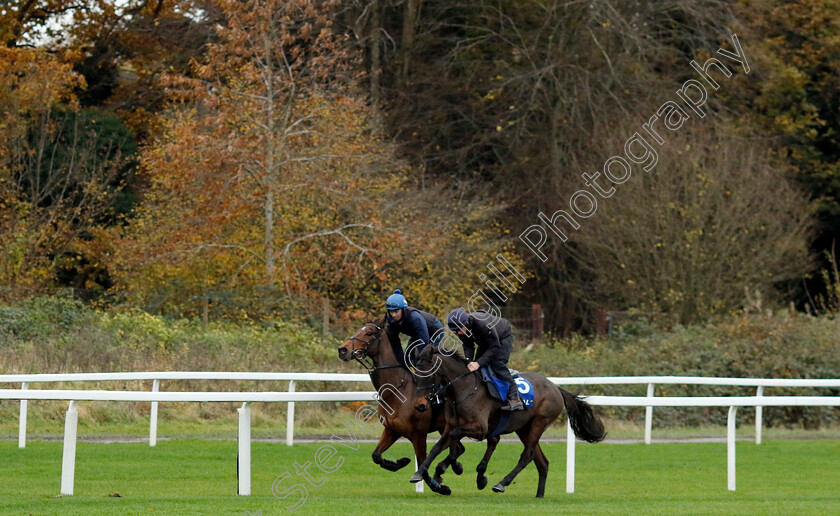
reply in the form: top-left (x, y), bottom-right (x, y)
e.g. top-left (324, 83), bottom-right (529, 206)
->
top-left (455, 311), bottom-right (513, 366)
top-left (385, 307), bottom-right (444, 365)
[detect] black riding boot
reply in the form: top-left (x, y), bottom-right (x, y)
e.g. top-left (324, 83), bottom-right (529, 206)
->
top-left (500, 386), bottom-right (524, 411)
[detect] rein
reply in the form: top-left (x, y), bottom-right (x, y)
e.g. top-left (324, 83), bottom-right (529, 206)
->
top-left (425, 365), bottom-right (481, 406)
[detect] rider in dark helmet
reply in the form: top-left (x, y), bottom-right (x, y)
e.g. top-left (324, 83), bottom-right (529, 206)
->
top-left (447, 308), bottom-right (524, 411)
top-left (384, 289), bottom-right (445, 368)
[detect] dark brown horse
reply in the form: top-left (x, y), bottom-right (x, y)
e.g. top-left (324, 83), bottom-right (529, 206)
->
top-left (338, 318), bottom-right (470, 495)
top-left (409, 343), bottom-right (606, 497)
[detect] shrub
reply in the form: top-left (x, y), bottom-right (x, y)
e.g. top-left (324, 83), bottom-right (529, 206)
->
top-left (512, 312), bottom-right (840, 428)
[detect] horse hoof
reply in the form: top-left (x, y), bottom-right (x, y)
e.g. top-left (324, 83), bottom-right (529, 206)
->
top-left (477, 476), bottom-right (488, 490)
top-left (427, 476), bottom-right (450, 496)
top-left (452, 462), bottom-right (464, 475)
top-left (492, 483), bottom-right (505, 493)
top-left (409, 471), bottom-right (424, 483)
top-left (395, 457), bottom-right (411, 470)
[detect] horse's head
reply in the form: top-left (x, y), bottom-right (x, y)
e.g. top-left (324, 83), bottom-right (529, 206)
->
top-left (338, 319), bottom-right (384, 363)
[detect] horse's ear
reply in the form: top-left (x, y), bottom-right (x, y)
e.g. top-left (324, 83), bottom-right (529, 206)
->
top-left (375, 316), bottom-right (386, 328)
top-left (426, 344), bottom-right (441, 360)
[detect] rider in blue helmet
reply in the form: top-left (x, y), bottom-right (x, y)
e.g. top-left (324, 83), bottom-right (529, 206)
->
top-left (447, 308), bottom-right (524, 411)
top-left (384, 289), bottom-right (444, 368)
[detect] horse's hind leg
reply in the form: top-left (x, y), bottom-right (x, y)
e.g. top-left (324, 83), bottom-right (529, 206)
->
top-left (492, 418), bottom-right (550, 494)
top-left (372, 429), bottom-right (411, 471)
top-left (510, 425), bottom-right (550, 497)
top-left (476, 435), bottom-right (500, 490)
top-left (533, 444), bottom-right (549, 498)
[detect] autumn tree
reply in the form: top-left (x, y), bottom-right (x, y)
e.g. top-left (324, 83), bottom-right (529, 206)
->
top-left (347, 0), bottom-right (742, 330)
top-left (64, 0), bottom-right (225, 138)
top-left (561, 124), bottom-right (814, 323)
top-left (112, 0), bottom-right (514, 321)
top-left (0, 0), bottom-right (93, 47)
top-left (0, 47), bottom-right (135, 295)
top-left (724, 1), bottom-right (840, 304)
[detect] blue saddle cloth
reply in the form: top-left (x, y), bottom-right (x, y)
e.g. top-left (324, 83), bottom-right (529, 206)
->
top-left (479, 366), bottom-right (535, 408)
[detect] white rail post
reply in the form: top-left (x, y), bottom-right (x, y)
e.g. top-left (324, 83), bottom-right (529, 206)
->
top-left (727, 406), bottom-right (737, 491)
top-left (19, 382), bottom-right (28, 449)
top-left (755, 386), bottom-right (763, 445)
top-left (414, 455), bottom-right (424, 493)
top-left (149, 379), bottom-right (160, 447)
top-left (238, 402), bottom-right (251, 496)
top-left (566, 419), bottom-right (576, 493)
top-left (644, 383), bottom-right (655, 445)
top-left (286, 380), bottom-right (296, 446)
top-left (60, 400), bottom-right (79, 496)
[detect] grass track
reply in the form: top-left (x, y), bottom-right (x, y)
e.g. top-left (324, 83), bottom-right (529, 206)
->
top-left (1, 439), bottom-right (839, 515)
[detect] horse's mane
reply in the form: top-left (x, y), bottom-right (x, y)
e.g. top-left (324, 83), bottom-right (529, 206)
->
top-left (366, 316), bottom-right (389, 348)
top-left (424, 344), bottom-right (468, 378)
top-left (367, 315), bottom-right (386, 328)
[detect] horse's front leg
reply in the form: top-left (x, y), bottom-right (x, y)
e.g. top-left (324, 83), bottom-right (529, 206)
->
top-left (476, 435), bottom-right (500, 490)
top-left (409, 426), bottom-right (461, 484)
top-left (433, 440), bottom-right (466, 484)
top-left (407, 432), bottom-right (451, 495)
top-left (371, 429), bottom-right (411, 472)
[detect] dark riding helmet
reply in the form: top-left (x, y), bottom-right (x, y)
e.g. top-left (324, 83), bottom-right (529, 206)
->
top-left (385, 289), bottom-right (408, 310)
top-left (447, 308), bottom-right (470, 331)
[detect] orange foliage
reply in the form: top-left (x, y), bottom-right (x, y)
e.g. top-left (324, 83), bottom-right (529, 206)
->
top-left (109, 0), bottom-right (522, 321)
top-left (0, 47), bottom-right (85, 291)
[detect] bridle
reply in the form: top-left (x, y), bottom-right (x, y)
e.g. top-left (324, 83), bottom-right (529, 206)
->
top-left (414, 351), bottom-right (481, 406)
top-left (347, 323), bottom-right (405, 377)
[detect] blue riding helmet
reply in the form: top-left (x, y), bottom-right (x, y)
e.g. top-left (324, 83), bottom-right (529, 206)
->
top-left (385, 289), bottom-right (408, 310)
top-left (447, 308), bottom-right (469, 331)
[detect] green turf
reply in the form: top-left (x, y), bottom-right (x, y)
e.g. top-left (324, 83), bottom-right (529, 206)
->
top-left (1, 439), bottom-right (839, 515)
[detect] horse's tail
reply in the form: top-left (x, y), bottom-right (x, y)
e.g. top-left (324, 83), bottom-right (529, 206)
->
top-left (558, 386), bottom-right (607, 443)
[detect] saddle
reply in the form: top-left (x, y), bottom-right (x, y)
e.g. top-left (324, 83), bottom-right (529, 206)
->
top-left (478, 365), bottom-right (535, 408)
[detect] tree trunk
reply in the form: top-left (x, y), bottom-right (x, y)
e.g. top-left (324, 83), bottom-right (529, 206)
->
top-left (398, 0), bottom-right (421, 88)
top-left (264, 29), bottom-right (276, 285)
top-left (550, 97), bottom-right (564, 175)
top-left (265, 190), bottom-right (275, 282)
top-left (369, 0), bottom-right (382, 105)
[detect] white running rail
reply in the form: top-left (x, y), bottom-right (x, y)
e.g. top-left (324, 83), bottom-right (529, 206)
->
top-left (0, 388), bottom-right (377, 496)
top-left (0, 372), bottom-right (370, 448)
top-left (4, 373), bottom-right (839, 448)
top-left (3, 373), bottom-right (839, 496)
top-left (565, 395), bottom-right (840, 493)
top-left (2, 388), bottom-right (839, 496)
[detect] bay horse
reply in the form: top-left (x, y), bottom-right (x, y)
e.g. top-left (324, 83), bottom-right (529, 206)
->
top-left (409, 343), bottom-right (606, 497)
top-left (338, 318), bottom-right (479, 495)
